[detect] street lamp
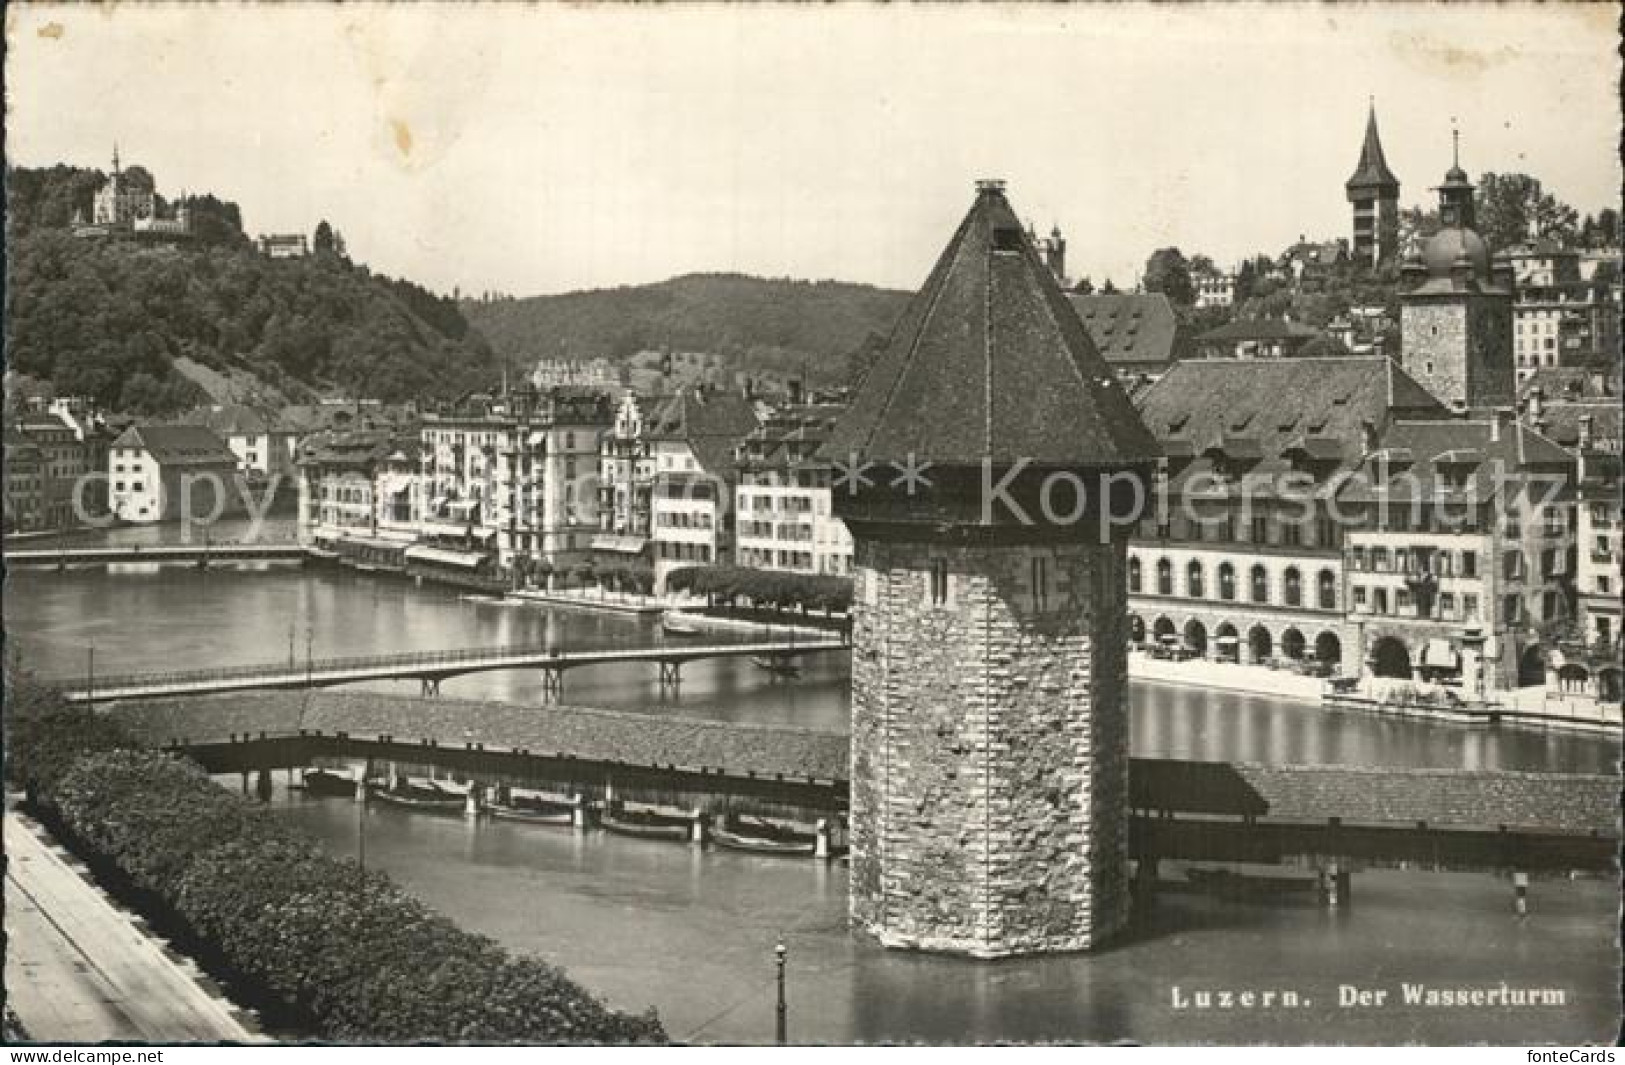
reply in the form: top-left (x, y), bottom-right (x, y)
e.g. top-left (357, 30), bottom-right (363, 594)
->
top-left (774, 941), bottom-right (787, 1045)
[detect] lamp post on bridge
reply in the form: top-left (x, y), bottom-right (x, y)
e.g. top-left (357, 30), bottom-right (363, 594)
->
top-left (774, 941), bottom-right (787, 1045)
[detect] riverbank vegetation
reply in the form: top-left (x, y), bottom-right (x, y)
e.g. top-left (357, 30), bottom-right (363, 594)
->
top-left (665, 564), bottom-right (852, 617)
top-left (3, 674), bottom-right (664, 1044)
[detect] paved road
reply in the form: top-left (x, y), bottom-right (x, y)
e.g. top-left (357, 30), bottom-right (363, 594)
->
top-left (3, 812), bottom-right (262, 1043)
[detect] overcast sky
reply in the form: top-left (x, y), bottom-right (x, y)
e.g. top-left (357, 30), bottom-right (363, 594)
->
top-left (7, 3), bottom-right (1618, 298)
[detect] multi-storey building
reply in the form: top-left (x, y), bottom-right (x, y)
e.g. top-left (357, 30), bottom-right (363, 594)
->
top-left (1129, 356), bottom-right (1446, 676)
top-left (1192, 267), bottom-right (1236, 309)
top-left (645, 388), bottom-right (758, 587)
top-left (1066, 292), bottom-right (1182, 381)
top-left (297, 430), bottom-right (421, 567)
top-left (107, 425), bottom-right (242, 524)
top-left (178, 404), bottom-right (300, 484)
top-left (1194, 318), bottom-right (1320, 360)
top-left (595, 390), bottom-right (656, 554)
top-left (3, 428), bottom-right (47, 533)
top-left (418, 387), bottom-right (611, 575)
top-left (734, 405), bottom-right (853, 577)
top-left (1337, 414), bottom-right (1576, 694)
top-left (1345, 104), bottom-right (1401, 268)
top-left (1503, 242), bottom-right (1620, 378)
top-left (12, 412), bottom-right (88, 529)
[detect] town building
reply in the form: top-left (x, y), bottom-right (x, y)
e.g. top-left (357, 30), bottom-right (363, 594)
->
top-left (1397, 144), bottom-right (1516, 413)
top-left (1194, 317), bottom-right (1321, 360)
top-left (10, 412), bottom-right (90, 530)
top-left (257, 233), bottom-right (310, 258)
top-left (824, 179), bottom-right (1159, 956)
top-left (177, 404), bottom-right (300, 483)
top-left (2, 428), bottom-right (47, 534)
top-left (1067, 292), bottom-right (1182, 381)
top-left (1130, 356), bottom-right (1446, 678)
top-left (107, 424), bottom-right (242, 523)
top-left (1345, 103), bottom-right (1402, 268)
top-left (1192, 267), bottom-right (1236, 309)
top-left (1501, 242), bottom-right (1620, 377)
top-left (594, 390), bottom-right (656, 562)
top-left (645, 388), bottom-right (759, 587)
top-left (1277, 236), bottom-right (1348, 291)
top-left (297, 430), bottom-right (423, 570)
top-left (1336, 412), bottom-right (1576, 694)
top-left (734, 404), bottom-right (853, 577)
top-left (532, 357), bottom-right (620, 392)
top-left (418, 387), bottom-right (612, 577)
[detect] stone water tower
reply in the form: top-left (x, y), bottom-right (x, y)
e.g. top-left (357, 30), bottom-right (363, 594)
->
top-left (822, 180), bottom-right (1159, 956)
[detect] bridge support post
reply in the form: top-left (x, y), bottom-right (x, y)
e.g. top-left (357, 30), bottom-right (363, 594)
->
top-left (1321, 863), bottom-right (1352, 909)
top-left (465, 784), bottom-right (483, 820)
top-left (240, 771), bottom-right (250, 795)
top-left (421, 677), bottom-right (442, 698)
top-left (541, 669), bottom-right (563, 704)
top-left (571, 793), bottom-right (588, 831)
top-left (255, 768), bottom-right (273, 804)
top-left (1513, 871), bottom-right (1529, 915)
top-left (659, 661), bottom-right (682, 697)
top-left (815, 818), bottom-right (831, 860)
top-left (353, 765), bottom-right (369, 802)
top-left (689, 809), bottom-right (707, 846)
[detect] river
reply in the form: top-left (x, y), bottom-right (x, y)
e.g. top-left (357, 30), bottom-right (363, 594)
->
top-left (5, 562), bottom-right (1620, 1043)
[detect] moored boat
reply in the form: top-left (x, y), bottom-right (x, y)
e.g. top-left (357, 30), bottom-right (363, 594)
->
top-left (369, 778), bottom-right (467, 813)
top-left (751, 655), bottom-right (801, 677)
top-left (599, 801), bottom-right (693, 841)
top-left (486, 786), bottom-right (577, 826)
top-left (710, 814), bottom-right (820, 857)
top-left (293, 767), bottom-right (358, 797)
top-left (661, 611), bottom-right (706, 636)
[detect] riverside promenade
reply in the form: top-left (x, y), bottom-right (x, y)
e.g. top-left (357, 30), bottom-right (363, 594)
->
top-left (3, 808), bottom-right (263, 1043)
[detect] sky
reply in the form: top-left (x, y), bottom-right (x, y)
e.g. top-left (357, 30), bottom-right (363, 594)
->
top-left (6, 3), bottom-right (1619, 298)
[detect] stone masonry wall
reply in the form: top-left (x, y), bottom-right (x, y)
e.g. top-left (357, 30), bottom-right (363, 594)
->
top-left (849, 537), bottom-right (1131, 957)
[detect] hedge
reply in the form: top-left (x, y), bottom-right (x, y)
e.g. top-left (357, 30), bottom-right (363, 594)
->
top-left (3, 675), bottom-right (664, 1044)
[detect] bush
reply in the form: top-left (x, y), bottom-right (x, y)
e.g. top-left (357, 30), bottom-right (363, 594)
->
top-left (5, 674), bottom-right (664, 1044)
top-left (666, 564), bottom-right (851, 615)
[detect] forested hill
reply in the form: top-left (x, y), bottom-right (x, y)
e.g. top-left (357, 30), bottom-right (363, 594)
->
top-left (463, 273), bottom-right (911, 385)
top-left (4, 165), bottom-right (502, 414)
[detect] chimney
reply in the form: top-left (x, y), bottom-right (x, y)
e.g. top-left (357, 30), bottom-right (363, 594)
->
top-left (1360, 419), bottom-right (1379, 454)
top-left (1579, 414), bottom-right (1594, 453)
top-left (1490, 407), bottom-right (1513, 443)
top-left (1526, 386), bottom-right (1545, 425)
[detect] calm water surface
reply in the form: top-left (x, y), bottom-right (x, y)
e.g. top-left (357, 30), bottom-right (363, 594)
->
top-left (8, 563), bottom-right (1620, 1043)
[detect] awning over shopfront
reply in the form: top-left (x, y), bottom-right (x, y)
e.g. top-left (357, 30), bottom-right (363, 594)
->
top-left (404, 545), bottom-right (489, 570)
top-left (1422, 639), bottom-right (1461, 670)
top-left (591, 534), bottom-right (649, 555)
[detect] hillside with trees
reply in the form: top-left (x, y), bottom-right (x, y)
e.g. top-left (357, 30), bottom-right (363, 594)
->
top-left (462, 273), bottom-right (910, 387)
top-left (4, 164), bottom-right (502, 414)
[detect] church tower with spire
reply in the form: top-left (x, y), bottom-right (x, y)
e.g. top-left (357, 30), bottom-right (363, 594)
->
top-left (822, 180), bottom-right (1159, 957)
top-left (1346, 102), bottom-right (1402, 268)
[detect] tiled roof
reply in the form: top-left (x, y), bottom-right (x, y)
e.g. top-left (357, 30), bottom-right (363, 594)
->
top-left (1336, 416), bottom-right (1575, 504)
top-left (1345, 105), bottom-right (1400, 192)
top-left (1065, 292), bottom-right (1180, 368)
top-left (178, 403), bottom-right (281, 436)
top-left (113, 424), bottom-right (237, 466)
top-left (646, 388), bottom-right (759, 479)
top-left (739, 403), bottom-right (846, 469)
top-left (1538, 401), bottom-right (1621, 453)
top-left (1197, 318), bottom-right (1321, 343)
top-left (1518, 366), bottom-right (1620, 402)
top-left (822, 182), bottom-right (1158, 467)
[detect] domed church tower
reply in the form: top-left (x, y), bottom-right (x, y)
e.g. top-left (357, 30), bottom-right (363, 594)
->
top-left (821, 180), bottom-right (1159, 957)
top-left (1399, 132), bottom-right (1515, 411)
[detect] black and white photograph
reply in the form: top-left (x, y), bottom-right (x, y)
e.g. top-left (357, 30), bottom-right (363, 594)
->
top-left (1, 1), bottom-right (1619, 1050)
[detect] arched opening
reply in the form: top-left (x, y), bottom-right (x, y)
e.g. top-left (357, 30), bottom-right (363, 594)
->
top-left (1128, 557), bottom-right (1142, 593)
top-left (1599, 668), bottom-right (1622, 703)
top-left (1218, 562), bottom-right (1236, 601)
top-left (1184, 619), bottom-right (1209, 657)
top-left (1129, 614), bottom-right (1146, 644)
top-left (1317, 569), bottom-right (1337, 610)
top-left (1153, 616), bottom-right (1177, 643)
top-left (1283, 567), bottom-right (1302, 607)
top-left (1314, 631), bottom-right (1343, 669)
top-left (1215, 622), bottom-right (1240, 662)
top-left (1250, 565), bottom-right (1269, 604)
top-left (1281, 627), bottom-right (1306, 660)
top-left (1187, 560), bottom-right (1205, 599)
top-left (1369, 636), bottom-right (1412, 679)
top-left (1518, 644), bottom-right (1547, 687)
top-left (1156, 558), bottom-right (1172, 596)
top-left (1557, 662), bottom-right (1591, 694)
top-left (1248, 624), bottom-right (1273, 664)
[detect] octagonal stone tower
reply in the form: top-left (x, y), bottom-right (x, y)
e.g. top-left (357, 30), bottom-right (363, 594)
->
top-left (821, 180), bottom-right (1159, 957)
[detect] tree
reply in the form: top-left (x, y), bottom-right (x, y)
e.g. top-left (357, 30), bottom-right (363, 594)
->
top-left (1099, 278), bottom-right (1119, 295)
top-left (1297, 334), bottom-right (1353, 359)
top-left (1476, 172), bottom-right (1578, 250)
top-left (1072, 276), bottom-right (1095, 295)
top-left (1142, 248), bottom-right (1195, 306)
top-left (313, 220), bottom-right (336, 256)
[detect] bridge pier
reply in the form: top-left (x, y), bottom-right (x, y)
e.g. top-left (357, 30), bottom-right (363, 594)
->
top-left (465, 783), bottom-right (484, 820)
top-left (352, 765), bottom-right (368, 802)
top-left (421, 676), bottom-right (442, 698)
top-left (1513, 870), bottom-right (1529, 915)
top-left (689, 809), bottom-right (707, 845)
top-left (255, 768), bottom-right (273, 804)
top-left (540, 669), bottom-right (564, 704)
top-left (240, 771), bottom-right (250, 795)
top-left (571, 793), bottom-right (589, 831)
top-left (1320, 862), bottom-right (1352, 909)
top-left (658, 661), bottom-right (682, 697)
top-left (815, 818), bottom-right (831, 860)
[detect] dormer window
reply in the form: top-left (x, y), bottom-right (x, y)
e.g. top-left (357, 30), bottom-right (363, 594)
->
top-left (992, 225), bottom-right (1024, 252)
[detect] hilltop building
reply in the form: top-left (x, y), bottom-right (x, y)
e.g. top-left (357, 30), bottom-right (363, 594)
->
top-left (1345, 103), bottom-right (1402, 268)
top-left (73, 147), bottom-right (192, 240)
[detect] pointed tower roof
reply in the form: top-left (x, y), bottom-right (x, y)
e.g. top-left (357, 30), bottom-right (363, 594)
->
top-left (823, 180), bottom-right (1157, 470)
top-left (1346, 103), bottom-right (1400, 193)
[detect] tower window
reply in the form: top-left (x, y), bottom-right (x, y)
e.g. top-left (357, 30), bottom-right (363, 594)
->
top-left (929, 558), bottom-right (950, 607)
top-left (1031, 555), bottom-right (1049, 612)
top-left (1424, 360), bottom-right (1435, 375)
